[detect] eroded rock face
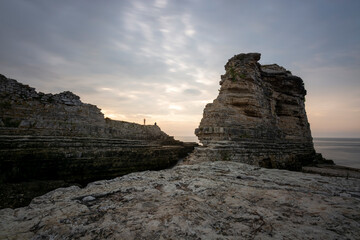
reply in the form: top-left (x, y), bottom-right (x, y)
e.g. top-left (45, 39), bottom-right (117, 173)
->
top-left (189, 53), bottom-right (315, 170)
top-left (0, 74), bottom-right (197, 208)
top-left (1, 161), bottom-right (359, 239)
top-left (0, 74), bottom-right (168, 140)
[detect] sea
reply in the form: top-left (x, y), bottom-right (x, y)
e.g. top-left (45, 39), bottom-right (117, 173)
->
top-left (313, 138), bottom-right (360, 169)
top-left (174, 136), bottom-right (360, 169)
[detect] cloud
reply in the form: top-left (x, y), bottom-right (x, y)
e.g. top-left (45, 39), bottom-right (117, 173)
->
top-left (0, 0), bottom-right (359, 137)
top-left (154, 0), bottom-right (167, 9)
top-left (183, 88), bottom-right (201, 95)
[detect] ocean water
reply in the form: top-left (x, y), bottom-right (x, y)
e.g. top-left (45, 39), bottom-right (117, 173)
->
top-left (175, 136), bottom-right (199, 143)
top-left (313, 138), bottom-right (360, 169)
top-left (175, 136), bottom-right (360, 169)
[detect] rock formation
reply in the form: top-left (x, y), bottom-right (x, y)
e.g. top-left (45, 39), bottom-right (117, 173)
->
top-left (0, 74), bottom-right (168, 139)
top-left (1, 161), bottom-right (359, 239)
top-left (0, 74), bottom-right (197, 208)
top-left (1, 58), bottom-right (359, 239)
top-left (188, 53), bottom-right (317, 170)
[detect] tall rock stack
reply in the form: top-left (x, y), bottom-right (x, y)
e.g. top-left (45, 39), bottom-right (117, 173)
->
top-left (189, 53), bottom-right (316, 170)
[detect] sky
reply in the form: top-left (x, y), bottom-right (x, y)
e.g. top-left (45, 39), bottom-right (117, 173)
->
top-left (0, 0), bottom-right (359, 138)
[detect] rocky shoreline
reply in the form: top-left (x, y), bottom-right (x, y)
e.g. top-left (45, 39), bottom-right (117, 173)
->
top-left (1, 161), bottom-right (359, 239)
top-left (302, 164), bottom-right (360, 179)
top-left (0, 74), bottom-right (197, 209)
top-left (1, 53), bottom-right (359, 239)
top-left (0, 136), bottom-right (196, 209)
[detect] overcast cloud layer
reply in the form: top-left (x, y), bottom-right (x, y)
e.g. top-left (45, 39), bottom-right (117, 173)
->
top-left (0, 0), bottom-right (359, 137)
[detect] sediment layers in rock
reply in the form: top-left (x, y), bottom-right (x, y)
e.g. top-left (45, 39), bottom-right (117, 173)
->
top-left (0, 135), bottom-right (195, 184)
top-left (189, 53), bottom-right (316, 170)
top-left (0, 135), bottom-right (195, 208)
top-left (0, 74), bottom-right (197, 208)
top-left (1, 161), bottom-right (359, 239)
top-left (0, 74), bottom-right (168, 140)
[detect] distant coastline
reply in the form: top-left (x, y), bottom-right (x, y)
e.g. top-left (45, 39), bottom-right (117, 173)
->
top-left (175, 136), bottom-right (360, 169)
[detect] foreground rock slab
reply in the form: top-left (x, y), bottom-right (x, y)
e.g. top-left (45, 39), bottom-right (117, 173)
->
top-left (1, 162), bottom-right (359, 239)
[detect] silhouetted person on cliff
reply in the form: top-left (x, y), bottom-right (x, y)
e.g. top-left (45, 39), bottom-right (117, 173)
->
top-left (143, 118), bottom-right (146, 125)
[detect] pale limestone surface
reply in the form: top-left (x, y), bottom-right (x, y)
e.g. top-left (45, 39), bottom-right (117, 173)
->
top-left (1, 161), bottom-right (359, 239)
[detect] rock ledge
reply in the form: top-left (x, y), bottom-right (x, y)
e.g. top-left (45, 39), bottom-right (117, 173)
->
top-left (1, 161), bottom-right (359, 239)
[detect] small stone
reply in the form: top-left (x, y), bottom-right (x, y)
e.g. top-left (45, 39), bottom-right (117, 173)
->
top-left (82, 196), bottom-right (96, 202)
top-left (339, 192), bottom-right (351, 198)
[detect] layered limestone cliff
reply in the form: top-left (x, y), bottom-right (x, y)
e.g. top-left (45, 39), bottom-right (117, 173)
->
top-left (188, 53), bottom-right (316, 170)
top-left (1, 161), bottom-right (359, 239)
top-left (0, 74), bottom-right (196, 208)
top-left (0, 74), bottom-right (168, 139)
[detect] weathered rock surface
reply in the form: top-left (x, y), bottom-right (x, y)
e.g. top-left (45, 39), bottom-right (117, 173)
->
top-left (0, 135), bottom-right (196, 208)
top-left (303, 164), bottom-right (360, 179)
top-left (1, 161), bottom-right (359, 239)
top-left (0, 74), bottom-right (197, 208)
top-left (0, 74), bottom-right (169, 140)
top-left (188, 53), bottom-right (317, 170)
